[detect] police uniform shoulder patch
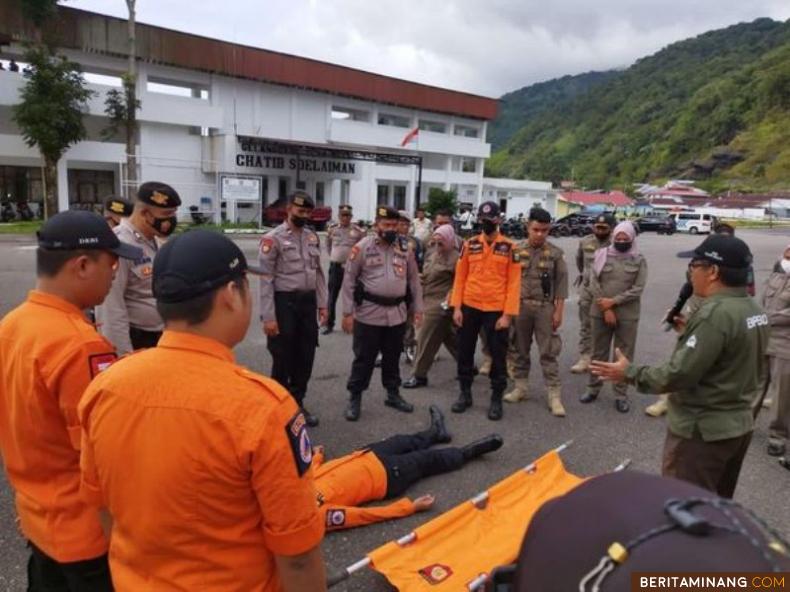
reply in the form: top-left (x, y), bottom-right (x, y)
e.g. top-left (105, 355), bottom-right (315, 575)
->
top-left (308, 232), bottom-right (319, 245)
top-left (89, 352), bottom-right (118, 378)
top-left (260, 237), bottom-right (275, 254)
top-left (326, 509), bottom-right (346, 528)
top-left (285, 410), bottom-right (313, 477)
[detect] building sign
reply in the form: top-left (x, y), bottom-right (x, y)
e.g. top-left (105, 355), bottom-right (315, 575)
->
top-left (236, 141), bottom-right (359, 179)
top-left (220, 174), bottom-right (262, 202)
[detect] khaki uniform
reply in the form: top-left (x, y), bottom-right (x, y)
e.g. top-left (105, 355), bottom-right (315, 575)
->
top-left (762, 265), bottom-right (790, 452)
top-left (326, 222), bottom-right (365, 329)
top-left (587, 253), bottom-right (648, 400)
top-left (576, 235), bottom-right (611, 356)
top-left (95, 218), bottom-right (162, 354)
top-left (509, 241), bottom-right (568, 387)
top-left (343, 235), bottom-right (424, 395)
top-left (258, 222), bottom-right (327, 408)
top-left (403, 235), bottom-right (423, 352)
top-left (412, 249), bottom-right (459, 379)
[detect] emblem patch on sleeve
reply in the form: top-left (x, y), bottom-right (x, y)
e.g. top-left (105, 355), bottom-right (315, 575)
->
top-left (285, 411), bottom-right (313, 477)
top-left (88, 353), bottom-right (118, 378)
top-left (260, 238), bottom-right (274, 254)
top-left (326, 509), bottom-right (346, 527)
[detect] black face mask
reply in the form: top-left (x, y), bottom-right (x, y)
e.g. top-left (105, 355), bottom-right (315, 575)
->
top-left (481, 219), bottom-right (497, 235)
top-left (290, 215), bottom-right (308, 228)
top-left (380, 230), bottom-right (398, 245)
top-left (614, 241), bottom-right (632, 253)
top-left (151, 215), bottom-right (177, 237)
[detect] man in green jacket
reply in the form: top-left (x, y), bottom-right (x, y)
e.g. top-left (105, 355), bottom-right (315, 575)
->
top-left (591, 234), bottom-right (768, 498)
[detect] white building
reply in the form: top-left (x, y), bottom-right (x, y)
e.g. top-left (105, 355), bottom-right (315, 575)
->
top-left (481, 177), bottom-right (557, 217)
top-left (0, 5), bottom-right (498, 225)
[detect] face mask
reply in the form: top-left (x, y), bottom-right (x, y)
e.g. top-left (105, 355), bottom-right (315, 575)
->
top-left (781, 259), bottom-right (790, 274)
top-left (614, 241), bottom-right (632, 253)
top-left (481, 219), bottom-right (497, 235)
top-left (380, 230), bottom-right (398, 245)
top-left (291, 215), bottom-right (307, 228)
top-left (151, 215), bottom-right (177, 237)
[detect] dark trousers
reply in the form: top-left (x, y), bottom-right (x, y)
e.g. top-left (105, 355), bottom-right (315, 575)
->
top-left (326, 262), bottom-right (345, 329)
top-left (347, 321), bottom-right (406, 394)
top-left (267, 291), bottom-right (319, 406)
top-left (128, 327), bottom-right (161, 350)
top-left (365, 432), bottom-right (465, 498)
top-left (27, 543), bottom-right (112, 592)
top-left (662, 430), bottom-right (753, 499)
top-left (457, 305), bottom-right (508, 393)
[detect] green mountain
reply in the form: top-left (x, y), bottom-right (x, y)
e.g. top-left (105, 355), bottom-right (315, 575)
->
top-left (486, 18), bottom-right (790, 193)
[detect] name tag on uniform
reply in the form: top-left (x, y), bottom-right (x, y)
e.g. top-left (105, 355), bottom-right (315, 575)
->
top-left (468, 242), bottom-right (484, 255)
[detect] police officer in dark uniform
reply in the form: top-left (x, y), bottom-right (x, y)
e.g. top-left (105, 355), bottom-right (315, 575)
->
top-left (103, 196), bottom-right (133, 228)
top-left (259, 191), bottom-right (327, 427)
top-left (341, 206), bottom-right (424, 421)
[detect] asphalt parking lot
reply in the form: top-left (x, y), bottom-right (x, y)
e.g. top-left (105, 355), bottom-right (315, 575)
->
top-left (1, 226), bottom-right (788, 591)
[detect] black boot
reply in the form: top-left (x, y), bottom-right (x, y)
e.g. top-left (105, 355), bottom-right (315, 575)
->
top-left (462, 434), bottom-right (504, 462)
top-left (428, 404), bottom-right (451, 443)
top-left (579, 392), bottom-right (598, 404)
top-left (385, 389), bottom-right (414, 413)
top-left (344, 392), bottom-right (362, 421)
top-left (301, 406), bottom-right (319, 427)
top-left (452, 386), bottom-right (473, 413)
top-left (487, 392), bottom-right (504, 421)
top-left (403, 376), bottom-right (428, 389)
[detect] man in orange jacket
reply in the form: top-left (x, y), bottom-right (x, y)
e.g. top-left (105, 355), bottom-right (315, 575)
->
top-left (450, 201), bottom-right (521, 421)
top-left (316, 406), bottom-right (503, 531)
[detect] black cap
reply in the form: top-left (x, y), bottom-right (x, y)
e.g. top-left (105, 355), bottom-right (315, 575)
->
top-left (693, 234), bottom-right (752, 269)
top-left (37, 210), bottom-right (142, 260)
top-left (152, 230), bottom-right (264, 303)
top-left (513, 471), bottom-right (790, 591)
top-left (376, 205), bottom-right (400, 220)
top-left (288, 191), bottom-right (315, 209)
top-left (338, 205), bottom-right (353, 215)
top-left (137, 181), bottom-right (181, 208)
top-left (595, 213), bottom-right (616, 227)
top-left (104, 196), bottom-right (133, 217)
top-left (478, 201), bottom-right (500, 219)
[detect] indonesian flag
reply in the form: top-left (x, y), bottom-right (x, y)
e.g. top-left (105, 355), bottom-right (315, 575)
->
top-left (401, 126), bottom-right (419, 147)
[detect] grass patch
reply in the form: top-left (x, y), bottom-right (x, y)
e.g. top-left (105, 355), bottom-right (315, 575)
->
top-left (0, 221), bottom-right (43, 234)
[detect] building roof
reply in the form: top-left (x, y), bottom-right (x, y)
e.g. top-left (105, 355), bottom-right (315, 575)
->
top-left (0, 5), bottom-right (498, 121)
top-left (560, 191), bottom-right (634, 207)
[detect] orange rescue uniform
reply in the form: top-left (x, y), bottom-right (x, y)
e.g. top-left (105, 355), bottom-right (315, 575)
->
top-left (450, 232), bottom-right (521, 316)
top-left (0, 290), bottom-right (116, 562)
top-left (313, 448), bottom-right (416, 531)
top-left (78, 330), bottom-right (325, 592)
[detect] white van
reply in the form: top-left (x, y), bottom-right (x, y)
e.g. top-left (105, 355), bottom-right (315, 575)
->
top-left (670, 212), bottom-right (716, 234)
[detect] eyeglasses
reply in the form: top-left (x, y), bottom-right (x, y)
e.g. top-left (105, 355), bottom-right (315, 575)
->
top-left (688, 261), bottom-right (712, 271)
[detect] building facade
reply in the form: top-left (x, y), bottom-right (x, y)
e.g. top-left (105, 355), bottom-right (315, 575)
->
top-left (0, 6), bottom-right (497, 223)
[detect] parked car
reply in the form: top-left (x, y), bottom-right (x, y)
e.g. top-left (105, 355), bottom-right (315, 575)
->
top-left (634, 215), bottom-right (676, 235)
top-left (550, 213), bottom-right (599, 237)
top-left (669, 212), bottom-right (716, 234)
top-left (263, 198), bottom-right (332, 230)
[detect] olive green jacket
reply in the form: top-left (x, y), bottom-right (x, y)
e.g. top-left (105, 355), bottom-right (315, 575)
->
top-left (625, 287), bottom-right (769, 442)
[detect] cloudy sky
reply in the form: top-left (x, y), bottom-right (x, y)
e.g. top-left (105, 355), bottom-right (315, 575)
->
top-left (70, 0), bottom-right (790, 97)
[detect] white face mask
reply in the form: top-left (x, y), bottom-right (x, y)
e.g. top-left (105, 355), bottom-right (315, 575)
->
top-left (781, 259), bottom-right (790, 274)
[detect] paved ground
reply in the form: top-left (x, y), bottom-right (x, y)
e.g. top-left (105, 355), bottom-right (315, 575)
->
top-left (1, 227), bottom-right (789, 591)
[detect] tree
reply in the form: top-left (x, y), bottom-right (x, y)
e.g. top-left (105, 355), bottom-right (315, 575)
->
top-left (104, 0), bottom-right (139, 199)
top-left (13, 45), bottom-right (95, 217)
top-left (426, 187), bottom-right (458, 216)
top-left (17, 0), bottom-right (59, 29)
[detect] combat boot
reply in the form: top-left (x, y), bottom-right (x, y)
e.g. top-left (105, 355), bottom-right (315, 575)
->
top-left (461, 433), bottom-right (504, 462)
top-left (478, 356), bottom-right (492, 376)
top-left (503, 379), bottom-right (528, 403)
top-left (547, 386), bottom-right (566, 417)
top-left (487, 392), bottom-right (504, 421)
top-left (570, 354), bottom-right (591, 374)
top-left (645, 394), bottom-right (669, 418)
top-left (385, 389), bottom-right (414, 413)
top-left (452, 386), bottom-right (473, 413)
top-left (344, 392), bottom-right (362, 422)
top-left (428, 404), bottom-right (451, 443)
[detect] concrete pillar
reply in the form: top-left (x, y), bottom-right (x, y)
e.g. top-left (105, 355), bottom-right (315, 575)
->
top-left (57, 160), bottom-right (69, 212)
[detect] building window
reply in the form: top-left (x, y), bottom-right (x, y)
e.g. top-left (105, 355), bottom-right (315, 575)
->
top-left (340, 180), bottom-right (350, 205)
top-left (67, 169), bottom-right (115, 214)
top-left (315, 182), bottom-right (325, 206)
top-left (393, 185), bottom-right (407, 210)
top-left (378, 113), bottom-right (410, 128)
top-left (377, 184), bottom-right (390, 205)
top-left (461, 157), bottom-right (477, 173)
top-left (147, 78), bottom-right (209, 100)
top-left (332, 106), bottom-right (370, 122)
top-left (454, 124), bottom-right (479, 138)
top-left (418, 119), bottom-right (446, 133)
top-left (279, 177), bottom-right (289, 200)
